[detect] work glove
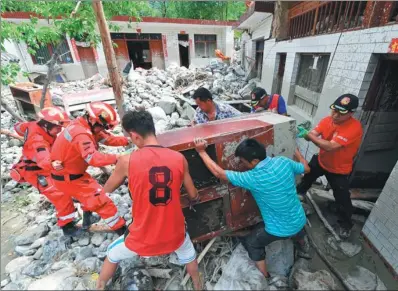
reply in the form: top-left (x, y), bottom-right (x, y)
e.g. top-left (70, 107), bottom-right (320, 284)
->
top-left (297, 126), bottom-right (309, 139)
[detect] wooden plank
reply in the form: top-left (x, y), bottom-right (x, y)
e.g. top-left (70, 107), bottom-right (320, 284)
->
top-left (336, 1), bottom-right (344, 31)
top-left (348, 1), bottom-right (356, 29)
top-left (312, 6), bottom-right (319, 35)
top-left (75, 223), bottom-right (113, 233)
top-left (354, 1), bottom-right (363, 27)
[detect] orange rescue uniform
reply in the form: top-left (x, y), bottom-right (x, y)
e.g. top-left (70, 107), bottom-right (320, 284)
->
top-left (50, 117), bottom-right (126, 230)
top-left (315, 116), bottom-right (363, 174)
top-left (13, 122), bottom-right (76, 226)
top-left (125, 146), bottom-right (186, 256)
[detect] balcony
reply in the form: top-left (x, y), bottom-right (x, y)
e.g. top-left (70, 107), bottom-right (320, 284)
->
top-left (288, 1), bottom-right (397, 39)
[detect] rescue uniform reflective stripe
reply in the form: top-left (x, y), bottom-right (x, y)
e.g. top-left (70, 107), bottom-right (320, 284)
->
top-left (105, 214), bottom-right (121, 227)
top-left (98, 138), bottom-right (106, 144)
top-left (64, 128), bottom-right (73, 142)
top-left (85, 154), bottom-right (93, 163)
top-left (58, 212), bottom-right (76, 221)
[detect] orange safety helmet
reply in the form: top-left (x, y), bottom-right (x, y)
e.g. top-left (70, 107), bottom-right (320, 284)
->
top-left (37, 107), bottom-right (70, 126)
top-left (85, 101), bottom-right (119, 129)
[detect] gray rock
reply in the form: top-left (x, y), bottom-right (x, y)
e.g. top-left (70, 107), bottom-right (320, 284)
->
top-left (121, 194), bottom-right (132, 207)
top-left (4, 180), bottom-right (18, 191)
top-left (142, 256), bottom-right (169, 268)
top-left (74, 282), bottom-right (87, 290)
top-left (1, 278), bottom-right (10, 287)
top-left (14, 276), bottom-right (34, 290)
top-left (29, 237), bottom-right (47, 249)
top-left (77, 257), bottom-right (101, 273)
top-left (15, 245), bottom-right (36, 256)
top-left (2, 282), bottom-right (19, 290)
top-left (98, 240), bottom-right (111, 252)
top-left (58, 277), bottom-right (84, 290)
top-left (176, 118), bottom-right (190, 127)
top-left (344, 266), bottom-right (387, 290)
top-left (98, 252), bottom-right (107, 260)
top-left (179, 102), bottom-right (196, 121)
top-left (5, 256), bottom-right (34, 274)
top-left (120, 267), bottom-right (154, 291)
top-left (74, 246), bottom-right (93, 263)
top-left (51, 261), bottom-right (73, 271)
top-left (42, 235), bottom-right (71, 263)
top-left (110, 193), bottom-right (122, 205)
top-left (158, 96), bottom-right (177, 115)
top-left (91, 233), bottom-right (106, 247)
top-left (339, 241), bottom-right (362, 257)
top-left (118, 204), bottom-right (130, 217)
top-left (22, 260), bottom-right (50, 277)
top-left (15, 224), bottom-right (50, 246)
top-left (265, 239), bottom-right (294, 277)
top-left (293, 269), bottom-right (336, 290)
top-left (33, 247), bottom-right (43, 260)
top-left (120, 257), bottom-right (143, 275)
top-left (27, 267), bottom-right (77, 290)
top-left (78, 233), bottom-right (91, 246)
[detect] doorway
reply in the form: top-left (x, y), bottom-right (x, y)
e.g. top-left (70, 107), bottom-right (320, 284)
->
top-left (127, 41), bottom-right (151, 70)
top-left (255, 40), bottom-right (264, 79)
top-left (178, 34), bottom-right (190, 68)
top-left (350, 56), bottom-right (398, 188)
top-left (275, 53), bottom-right (286, 95)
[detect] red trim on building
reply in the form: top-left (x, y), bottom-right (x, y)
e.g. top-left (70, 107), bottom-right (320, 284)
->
top-left (2, 12), bottom-right (238, 26)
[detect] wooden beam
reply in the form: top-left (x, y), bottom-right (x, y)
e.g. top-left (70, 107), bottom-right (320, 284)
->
top-left (92, 0), bottom-right (125, 118)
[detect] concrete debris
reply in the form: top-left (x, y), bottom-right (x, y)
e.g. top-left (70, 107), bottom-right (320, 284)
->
top-left (344, 266), bottom-right (387, 290)
top-left (119, 267), bottom-right (154, 290)
top-left (265, 239), bottom-right (294, 277)
top-left (14, 224), bottom-right (50, 246)
top-left (327, 237), bottom-right (363, 257)
top-left (213, 244), bottom-right (267, 290)
top-left (293, 269), bottom-right (337, 290)
top-left (27, 267), bottom-right (77, 290)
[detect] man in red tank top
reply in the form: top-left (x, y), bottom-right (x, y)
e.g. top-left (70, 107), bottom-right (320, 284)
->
top-left (97, 111), bottom-right (201, 290)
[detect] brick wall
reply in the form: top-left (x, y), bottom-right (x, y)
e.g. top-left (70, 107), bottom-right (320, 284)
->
top-left (261, 24), bottom-right (398, 160)
top-left (362, 161), bottom-right (398, 274)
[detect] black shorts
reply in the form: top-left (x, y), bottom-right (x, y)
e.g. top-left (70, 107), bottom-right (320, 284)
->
top-left (240, 223), bottom-right (305, 261)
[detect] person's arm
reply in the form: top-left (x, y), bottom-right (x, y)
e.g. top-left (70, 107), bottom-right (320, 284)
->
top-left (307, 133), bottom-right (343, 152)
top-left (74, 135), bottom-right (118, 167)
top-left (294, 149), bottom-right (310, 173)
top-left (277, 96), bottom-right (288, 116)
top-left (103, 154), bottom-right (129, 193)
top-left (14, 122), bottom-right (29, 137)
top-left (182, 158), bottom-right (199, 201)
top-left (194, 138), bottom-right (228, 181)
top-left (96, 131), bottom-right (130, 147)
top-left (31, 139), bottom-right (52, 171)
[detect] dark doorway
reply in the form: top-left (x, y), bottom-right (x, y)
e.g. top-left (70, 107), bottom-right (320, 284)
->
top-left (127, 41), bottom-right (151, 70)
top-left (350, 56), bottom-right (398, 188)
top-left (275, 53), bottom-right (286, 95)
top-left (255, 40), bottom-right (264, 79)
top-left (178, 34), bottom-right (190, 68)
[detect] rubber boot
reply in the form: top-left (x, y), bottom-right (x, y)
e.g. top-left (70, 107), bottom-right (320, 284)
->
top-left (114, 225), bottom-right (127, 236)
top-left (82, 211), bottom-right (100, 230)
top-left (62, 221), bottom-right (85, 237)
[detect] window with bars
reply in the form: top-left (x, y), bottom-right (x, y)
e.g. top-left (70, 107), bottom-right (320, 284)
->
top-left (293, 54), bottom-right (330, 117)
top-left (194, 34), bottom-right (217, 58)
top-left (30, 38), bottom-right (73, 65)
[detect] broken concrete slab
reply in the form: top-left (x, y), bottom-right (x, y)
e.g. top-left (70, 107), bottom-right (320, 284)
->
top-left (293, 269), bottom-right (337, 290)
top-left (266, 239), bottom-right (294, 277)
top-left (344, 266), bottom-right (387, 290)
top-left (213, 244), bottom-right (267, 290)
top-left (327, 237), bottom-right (363, 257)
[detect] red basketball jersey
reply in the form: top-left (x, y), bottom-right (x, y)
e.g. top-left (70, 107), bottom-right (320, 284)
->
top-left (125, 145), bottom-right (186, 256)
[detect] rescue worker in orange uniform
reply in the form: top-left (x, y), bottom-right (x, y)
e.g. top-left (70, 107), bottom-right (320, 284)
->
top-left (11, 107), bottom-right (77, 233)
top-left (51, 102), bottom-right (128, 236)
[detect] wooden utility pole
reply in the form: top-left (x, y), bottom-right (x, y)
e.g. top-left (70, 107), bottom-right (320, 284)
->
top-left (92, 0), bottom-right (125, 118)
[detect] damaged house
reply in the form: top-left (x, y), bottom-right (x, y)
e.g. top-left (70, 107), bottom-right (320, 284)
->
top-left (2, 12), bottom-right (236, 81)
top-left (238, 0), bottom-right (398, 276)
